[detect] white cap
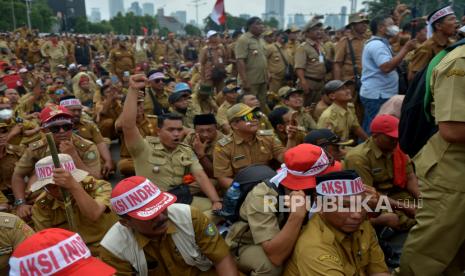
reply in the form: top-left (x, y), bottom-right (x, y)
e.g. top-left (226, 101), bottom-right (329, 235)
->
top-left (459, 25), bottom-right (465, 33)
top-left (206, 30), bottom-right (218, 39)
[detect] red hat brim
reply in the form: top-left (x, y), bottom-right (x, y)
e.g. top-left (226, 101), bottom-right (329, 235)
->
top-left (127, 191), bottom-right (177, 221)
top-left (280, 161), bottom-right (343, 190)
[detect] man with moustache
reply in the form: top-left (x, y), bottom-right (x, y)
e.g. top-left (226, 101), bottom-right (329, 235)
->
top-left (120, 74), bottom-right (222, 212)
top-left (99, 176), bottom-right (239, 275)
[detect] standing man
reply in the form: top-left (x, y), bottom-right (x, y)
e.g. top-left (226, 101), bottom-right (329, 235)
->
top-left (40, 34), bottom-right (68, 73)
top-left (285, 26), bottom-right (300, 67)
top-left (164, 32), bottom-right (183, 67)
top-left (109, 37), bottom-right (135, 81)
top-left (399, 41), bottom-right (465, 276)
top-left (267, 32), bottom-right (289, 94)
top-left (235, 17), bottom-right (269, 113)
top-left (74, 35), bottom-right (93, 67)
top-left (200, 30), bottom-right (228, 94)
top-left (360, 15), bottom-right (416, 132)
top-left (295, 21), bottom-right (327, 107)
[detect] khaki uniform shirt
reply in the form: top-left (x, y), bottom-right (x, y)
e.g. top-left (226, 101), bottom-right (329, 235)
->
top-left (235, 32), bottom-right (268, 84)
top-left (31, 176), bottom-right (118, 246)
top-left (27, 41), bottom-right (42, 65)
top-left (287, 105), bottom-right (317, 131)
top-left (17, 94), bottom-right (49, 117)
top-left (199, 44), bottom-right (227, 83)
top-left (344, 137), bottom-right (413, 192)
top-left (266, 42), bottom-right (287, 80)
top-left (13, 133), bottom-right (101, 178)
top-left (184, 130), bottom-right (225, 163)
top-left (191, 93), bottom-right (218, 115)
top-left (40, 41), bottom-right (67, 61)
top-left (313, 100), bottom-right (330, 121)
top-left (226, 182), bottom-right (284, 247)
top-left (99, 207), bottom-right (230, 275)
top-left (334, 35), bottom-right (366, 81)
top-left (165, 40), bottom-right (183, 65)
top-left (286, 40), bottom-right (298, 66)
top-left (0, 213), bottom-right (34, 273)
top-left (284, 214), bottom-right (388, 276)
top-left (119, 115), bottom-right (158, 159)
top-left (75, 118), bottom-right (104, 145)
top-left (294, 39), bottom-right (326, 81)
top-left (317, 103), bottom-right (360, 141)
top-left (408, 33), bottom-right (452, 76)
top-left (217, 101), bottom-right (233, 128)
top-left (213, 130), bottom-right (284, 178)
top-left (109, 47), bottom-right (135, 74)
top-left (144, 88), bottom-right (170, 115)
top-left (127, 136), bottom-right (204, 191)
top-left (413, 44), bottom-right (465, 192)
top-left (170, 107), bottom-right (196, 129)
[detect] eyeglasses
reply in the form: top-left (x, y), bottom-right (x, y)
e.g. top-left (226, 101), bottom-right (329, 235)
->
top-left (153, 79), bottom-right (163, 83)
top-left (48, 124), bottom-right (73, 133)
top-left (240, 111), bottom-right (261, 122)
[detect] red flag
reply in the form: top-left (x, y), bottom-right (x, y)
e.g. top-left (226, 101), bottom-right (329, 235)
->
top-left (142, 27), bottom-right (148, 36)
top-left (210, 0), bottom-right (226, 25)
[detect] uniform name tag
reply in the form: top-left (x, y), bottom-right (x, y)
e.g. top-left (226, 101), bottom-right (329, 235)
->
top-left (233, 155), bottom-right (246, 161)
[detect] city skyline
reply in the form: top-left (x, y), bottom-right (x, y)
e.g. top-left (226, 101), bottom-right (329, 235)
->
top-left (86, 0), bottom-right (352, 25)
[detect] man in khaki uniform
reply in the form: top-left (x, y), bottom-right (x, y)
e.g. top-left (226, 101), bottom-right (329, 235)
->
top-left (295, 21), bottom-right (327, 106)
top-left (317, 80), bottom-right (367, 141)
top-left (164, 32), bottom-right (183, 67)
top-left (109, 37), bottom-right (135, 81)
top-left (16, 79), bottom-right (48, 119)
top-left (268, 107), bottom-right (306, 146)
top-left (0, 212), bottom-right (34, 274)
top-left (237, 93), bottom-right (274, 130)
top-left (267, 32), bottom-right (289, 94)
top-left (115, 98), bottom-right (158, 177)
top-left (12, 105), bottom-right (101, 220)
top-left (333, 14), bottom-right (369, 82)
top-left (30, 154), bottom-right (118, 256)
top-left (217, 80), bottom-right (240, 134)
top-left (144, 71), bottom-right (169, 115)
top-left (168, 84), bottom-right (196, 129)
top-left (285, 26), bottom-right (300, 67)
top-left (213, 103), bottom-right (298, 188)
top-left (190, 84), bottom-right (218, 114)
top-left (345, 115), bottom-right (419, 230)
top-left (278, 86), bottom-right (317, 131)
top-left (284, 170), bottom-right (390, 276)
top-left (399, 41), bottom-right (465, 276)
top-left (120, 74), bottom-right (223, 212)
top-left (407, 6), bottom-right (456, 80)
top-left (40, 34), bottom-right (68, 73)
top-left (235, 17), bottom-right (269, 113)
top-left (200, 30), bottom-right (228, 93)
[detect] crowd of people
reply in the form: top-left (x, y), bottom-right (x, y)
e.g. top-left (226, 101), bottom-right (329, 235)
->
top-left (0, 2), bottom-right (464, 276)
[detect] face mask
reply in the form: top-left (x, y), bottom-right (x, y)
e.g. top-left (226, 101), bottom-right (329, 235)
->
top-left (0, 109), bottom-right (13, 120)
top-left (386, 25), bottom-right (400, 37)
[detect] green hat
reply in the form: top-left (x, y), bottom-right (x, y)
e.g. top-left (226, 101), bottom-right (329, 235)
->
top-left (226, 103), bottom-right (257, 122)
top-left (198, 84), bottom-right (213, 95)
top-left (278, 86), bottom-right (303, 99)
top-left (346, 13), bottom-right (369, 28)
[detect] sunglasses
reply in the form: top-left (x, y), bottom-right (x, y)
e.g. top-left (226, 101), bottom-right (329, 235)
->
top-left (48, 124), bottom-right (73, 133)
top-left (240, 111), bottom-right (261, 122)
top-left (153, 79), bottom-right (164, 83)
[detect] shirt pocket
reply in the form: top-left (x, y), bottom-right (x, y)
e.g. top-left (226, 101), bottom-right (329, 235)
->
top-left (148, 155), bottom-right (167, 174)
top-left (174, 153), bottom-right (193, 175)
top-left (232, 155), bottom-right (250, 170)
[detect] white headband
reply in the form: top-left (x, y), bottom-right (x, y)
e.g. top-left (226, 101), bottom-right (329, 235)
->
top-left (316, 177), bottom-right (365, 196)
top-left (270, 150), bottom-right (330, 186)
top-left (111, 179), bottom-right (161, 215)
top-left (60, 99), bottom-right (82, 107)
top-left (427, 6), bottom-right (454, 39)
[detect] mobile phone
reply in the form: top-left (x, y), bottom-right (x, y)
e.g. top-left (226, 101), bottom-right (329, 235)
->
top-left (123, 71), bottom-right (130, 77)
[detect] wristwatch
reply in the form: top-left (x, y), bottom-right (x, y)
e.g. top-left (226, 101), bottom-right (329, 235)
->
top-left (14, 199), bottom-right (26, 206)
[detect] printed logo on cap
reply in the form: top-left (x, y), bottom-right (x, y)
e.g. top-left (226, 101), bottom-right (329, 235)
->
top-left (9, 233), bottom-right (90, 276)
top-left (110, 179), bottom-right (162, 215)
top-left (35, 160), bottom-right (77, 181)
top-left (60, 99), bottom-right (82, 107)
top-left (316, 177), bottom-right (365, 196)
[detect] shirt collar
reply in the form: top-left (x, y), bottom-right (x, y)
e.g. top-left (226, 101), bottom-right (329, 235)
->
top-left (368, 137), bottom-right (384, 159)
top-left (135, 221), bottom-right (177, 248)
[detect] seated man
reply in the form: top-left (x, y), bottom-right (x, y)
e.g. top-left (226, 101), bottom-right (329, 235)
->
top-left (268, 107), bottom-right (306, 145)
top-left (12, 105), bottom-right (101, 220)
top-left (284, 170), bottom-right (390, 276)
top-left (318, 80), bottom-right (368, 142)
top-left (226, 144), bottom-right (340, 276)
top-left (345, 114), bottom-right (419, 230)
top-left (217, 80), bottom-right (240, 134)
top-left (99, 176), bottom-right (239, 276)
top-left (9, 228), bottom-right (116, 276)
top-left (30, 154), bottom-right (118, 255)
top-left (236, 93), bottom-right (273, 130)
top-left (168, 82), bottom-right (196, 129)
top-left (304, 128), bottom-right (354, 161)
top-left (278, 86), bottom-right (317, 131)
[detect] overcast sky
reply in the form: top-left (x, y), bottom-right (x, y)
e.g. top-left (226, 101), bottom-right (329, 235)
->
top-left (86, 0), bottom-right (354, 24)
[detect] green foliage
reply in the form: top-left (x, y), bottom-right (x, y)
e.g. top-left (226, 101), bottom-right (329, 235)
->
top-left (0, 0), bottom-right (53, 32)
top-left (109, 12), bottom-right (157, 35)
top-left (204, 13), bottom-right (247, 32)
top-left (264, 17), bottom-right (279, 28)
top-left (185, 24), bottom-right (201, 36)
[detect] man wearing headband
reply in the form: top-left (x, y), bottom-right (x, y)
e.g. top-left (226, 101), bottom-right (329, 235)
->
top-left (284, 170), bottom-right (389, 276)
top-left (12, 105), bottom-right (101, 220)
top-left (60, 96), bottom-right (115, 179)
top-left (408, 6), bottom-right (456, 80)
top-left (121, 74), bottom-right (223, 212)
top-left (226, 144), bottom-right (340, 275)
top-left (30, 154), bottom-right (118, 255)
top-left (345, 114), bottom-right (418, 230)
top-left (144, 70), bottom-right (169, 116)
top-left (10, 228), bottom-right (116, 276)
top-left (213, 103), bottom-right (298, 189)
top-left (99, 176), bottom-right (238, 275)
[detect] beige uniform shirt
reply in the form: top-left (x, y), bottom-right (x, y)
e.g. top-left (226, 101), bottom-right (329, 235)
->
top-left (235, 32), bottom-right (268, 84)
top-left (317, 103), bottom-right (360, 141)
top-left (294, 39), bottom-right (326, 81)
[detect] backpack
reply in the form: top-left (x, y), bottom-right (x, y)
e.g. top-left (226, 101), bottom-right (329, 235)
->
top-left (217, 164), bottom-right (277, 223)
top-left (399, 38), bottom-right (465, 157)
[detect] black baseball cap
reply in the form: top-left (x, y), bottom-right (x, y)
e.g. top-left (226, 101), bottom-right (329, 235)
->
top-left (304, 129), bottom-right (354, 146)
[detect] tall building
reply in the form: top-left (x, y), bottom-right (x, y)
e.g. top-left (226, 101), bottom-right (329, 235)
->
top-left (142, 3), bottom-right (154, 16)
top-left (170, 11), bottom-right (187, 25)
top-left (128, 1), bottom-right (142, 16)
top-left (324, 14), bottom-right (340, 30)
top-left (110, 0), bottom-right (125, 18)
top-left (48, 0), bottom-right (86, 19)
top-left (294, 13), bottom-right (305, 28)
top-left (90, 8), bottom-right (101, 23)
top-left (340, 6), bottom-right (348, 27)
top-left (264, 0), bottom-right (285, 29)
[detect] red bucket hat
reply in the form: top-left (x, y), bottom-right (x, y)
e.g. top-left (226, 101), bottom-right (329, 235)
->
top-left (40, 105), bottom-right (73, 127)
top-left (9, 228), bottom-right (116, 276)
top-left (270, 144), bottom-right (342, 190)
top-left (370, 114), bottom-right (399, 138)
top-left (111, 176), bottom-right (176, 221)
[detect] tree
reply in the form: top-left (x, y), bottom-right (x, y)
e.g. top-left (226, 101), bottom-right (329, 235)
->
top-left (264, 17), bottom-right (279, 29)
top-left (0, 0), bottom-right (53, 32)
top-left (185, 24), bottom-right (201, 36)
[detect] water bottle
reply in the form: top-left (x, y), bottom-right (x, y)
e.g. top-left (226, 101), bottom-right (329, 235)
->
top-left (222, 182), bottom-right (241, 215)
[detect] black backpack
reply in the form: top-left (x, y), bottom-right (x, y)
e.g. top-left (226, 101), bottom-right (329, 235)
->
top-left (399, 39), bottom-right (465, 157)
top-left (217, 164), bottom-right (277, 223)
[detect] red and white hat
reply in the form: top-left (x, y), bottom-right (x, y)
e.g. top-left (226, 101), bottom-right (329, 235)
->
top-left (60, 98), bottom-right (82, 108)
top-left (111, 176), bottom-right (176, 220)
top-left (40, 105), bottom-right (73, 128)
top-left (9, 228), bottom-right (116, 276)
top-left (270, 144), bottom-right (342, 190)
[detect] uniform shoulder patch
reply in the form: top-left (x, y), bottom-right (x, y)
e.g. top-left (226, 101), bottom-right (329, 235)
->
top-left (446, 68), bottom-right (465, 77)
top-left (258, 129), bottom-right (274, 136)
top-left (29, 138), bottom-right (47, 150)
top-left (318, 254), bottom-right (343, 266)
top-left (145, 135), bottom-right (160, 144)
top-left (204, 223), bottom-right (218, 237)
top-left (0, 214), bottom-right (17, 229)
top-left (217, 136), bottom-right (232, 146)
